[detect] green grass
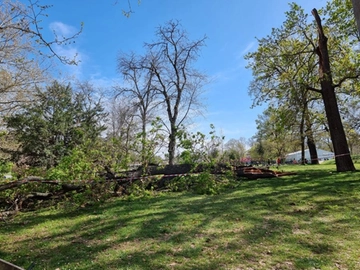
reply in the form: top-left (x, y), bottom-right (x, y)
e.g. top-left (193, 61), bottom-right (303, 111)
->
top-left (1, 163), bottom-right (360, 269)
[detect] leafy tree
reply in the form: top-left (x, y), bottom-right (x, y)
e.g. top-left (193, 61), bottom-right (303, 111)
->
top-left (256, 107), bottom-right (293, 159)
top-left (341, 95), bottom-right (360, 131)
top-left (144, 20), bottom-right (207, 165)
top-left (5, 81), bottom-right (107, 169)
top-left (245, 4), bottom-right (323, 164)
top-left (245, 3), bottom-right (358, 171)
top-left (177, 124), bottom-right (224, 165)
top-left (326, 0), bottom-right (360, 42)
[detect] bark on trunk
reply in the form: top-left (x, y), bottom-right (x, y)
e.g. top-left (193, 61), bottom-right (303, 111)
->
top-left (299, 103), bottom-right (306, 164)
top-left (305, 110), bottom-right (319, 164)
top-left (352, 0), bottom-right (360, 36)
top-left (312, 9), bottom-right (355, 172)
top-left (141, 120), bottom-right (147, 168)
top-left (306, 136), bottom-right (318, 164)
top-left (168, 130), bottom-right (176, 165)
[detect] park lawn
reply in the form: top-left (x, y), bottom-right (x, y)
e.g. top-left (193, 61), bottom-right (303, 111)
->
top-left (1, 163), bottom-right (360, 269)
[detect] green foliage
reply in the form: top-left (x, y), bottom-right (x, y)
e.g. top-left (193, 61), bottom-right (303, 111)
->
top-left (64, 182), bottom-right (113, 208)
top-left (134, 117), bottom-right (166, 169)
top-left (2, 165), bottom-right (360, 269)
top-left (192, 172), bottom-right (220, 195)
top-left (1, 181), bottom-right (63, 211)
top-left (256, 140), bottom-right (265, 158)
top-left (325, 0), bottom-right (358, 44)
top-left (166, 171), bottom-right (234, 195)
top-left (46, 147), bottom-right (93, 181)
top-left (245, 0), bottom-right (360, 169)
top-left (222, 138), bottom-right (247, 165)
top-left (126, 181), bottom-right (155, 200)
top-left (46, 139), bottom-right (107, 181)
top-left (5, 81), bottom-right (107, 169)
top-left (351, 155), bottom-right (360, 163)
top-left (0, 160), bottom-right (12, 175)
top-left (177, 124), bottom-right (224, 165)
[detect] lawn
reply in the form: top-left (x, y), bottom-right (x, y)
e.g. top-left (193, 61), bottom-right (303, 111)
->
top-left (1, 163), bottom-right (360, 269)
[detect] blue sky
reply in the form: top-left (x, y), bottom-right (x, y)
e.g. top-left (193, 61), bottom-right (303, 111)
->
top-left (27, 0), bottom-right (325, 143)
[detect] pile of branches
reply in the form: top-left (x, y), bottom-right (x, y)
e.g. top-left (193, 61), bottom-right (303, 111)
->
top-left (1, 164), bottom-right (293, 219)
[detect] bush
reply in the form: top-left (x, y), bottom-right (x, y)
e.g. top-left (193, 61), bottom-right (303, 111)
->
top-left (166, 172), bottom-right (236, 195)
top-left (351, 155), bottom-right (360, 164)
top-left (126, 181), bottom-right (155, 200)
top-left (0, 161), bottom-right (12, 177)
top-left (46, 147), bottom-right (97, 181)
top-left (192, 172), bottom-right (220, 195)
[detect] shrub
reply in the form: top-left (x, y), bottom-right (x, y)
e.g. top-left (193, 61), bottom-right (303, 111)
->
top-left (167, 172), bottom-right (227, 195)
top-left (0, 161), bottom-right (12, 175)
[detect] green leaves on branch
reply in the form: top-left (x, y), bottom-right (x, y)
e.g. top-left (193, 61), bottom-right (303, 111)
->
top-left (5, 81), bottom-right (107, 170)
top-left (177, 124), bottom-right (224, 165)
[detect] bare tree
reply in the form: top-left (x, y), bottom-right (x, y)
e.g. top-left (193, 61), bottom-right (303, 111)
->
top-left (106, 97), bottom-right (138, 168)
top-left (0, 0), bottom-right (82, 114)
top-left (116, 52), bottom-right (159, 166)
top-left (224, 138), bottom-right (247, 164)
top-left (145, 20), bottom-right (207, 165)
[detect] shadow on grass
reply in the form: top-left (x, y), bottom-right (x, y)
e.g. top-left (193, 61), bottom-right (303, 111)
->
top-left (1, 168), bottom-right (360, 269)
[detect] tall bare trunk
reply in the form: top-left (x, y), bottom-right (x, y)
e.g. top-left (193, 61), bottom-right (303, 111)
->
top-left (312, 9), bottom-right (355, 172)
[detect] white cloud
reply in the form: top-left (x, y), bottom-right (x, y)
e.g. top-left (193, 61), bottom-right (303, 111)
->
top-left (52, 45), bottom-right (84, 79)
top-left (49, 21), bottom-right (78, 37)
top-left (209, 42), bottom-right (257, 84)
top-left (208, 64), bottom-right (243, 85)
top-left (239, 41), bottom-right (256, 57)
top-left (89, 74), bottom-right (122, 93)
top-left (48, 21), bottom-right (86, 79)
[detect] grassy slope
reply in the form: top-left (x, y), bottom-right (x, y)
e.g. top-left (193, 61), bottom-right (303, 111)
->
top-left (1, 163), bottom-right (360, 270)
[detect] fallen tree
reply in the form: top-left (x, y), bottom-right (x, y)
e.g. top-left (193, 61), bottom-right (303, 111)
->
top-left (1, 164), bottom-right (294, 217)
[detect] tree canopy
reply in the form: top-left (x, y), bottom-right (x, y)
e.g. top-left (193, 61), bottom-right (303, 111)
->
top-left (245, 2), bottom-right (360, 171)
top-left (5, 81), bottom-right (107, 168)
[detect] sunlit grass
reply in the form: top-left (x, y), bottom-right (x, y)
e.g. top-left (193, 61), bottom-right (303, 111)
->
top-left (1, 163), bottom-right (360, 269)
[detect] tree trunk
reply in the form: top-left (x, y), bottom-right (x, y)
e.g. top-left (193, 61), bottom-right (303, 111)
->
top-left (305, 108), bottom-right (319, 164)
top-left (300, 123), bottom-right (306, 164)
top-left (307, 136), bottom-right (318, 165)
top-left (168, 127), bottom-right (176, 165)
top-left (300, 102), bottom-right (306, 164)
top-left (141, 120), bottom-right (147, 168)
top-left (352, 0), bottom-right (360, 36)
top-left (312, 9), bottom-right (355, 172)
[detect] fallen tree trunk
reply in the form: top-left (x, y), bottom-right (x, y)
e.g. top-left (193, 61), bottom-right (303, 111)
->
top-left (0, 176), bottom-right (63, 192)
top-left (1, 165), bottom-right (295, 214)
top-left (235, 166), bottom-right (296, 180)
top-left (0, 176), bottom-right (137, 214)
